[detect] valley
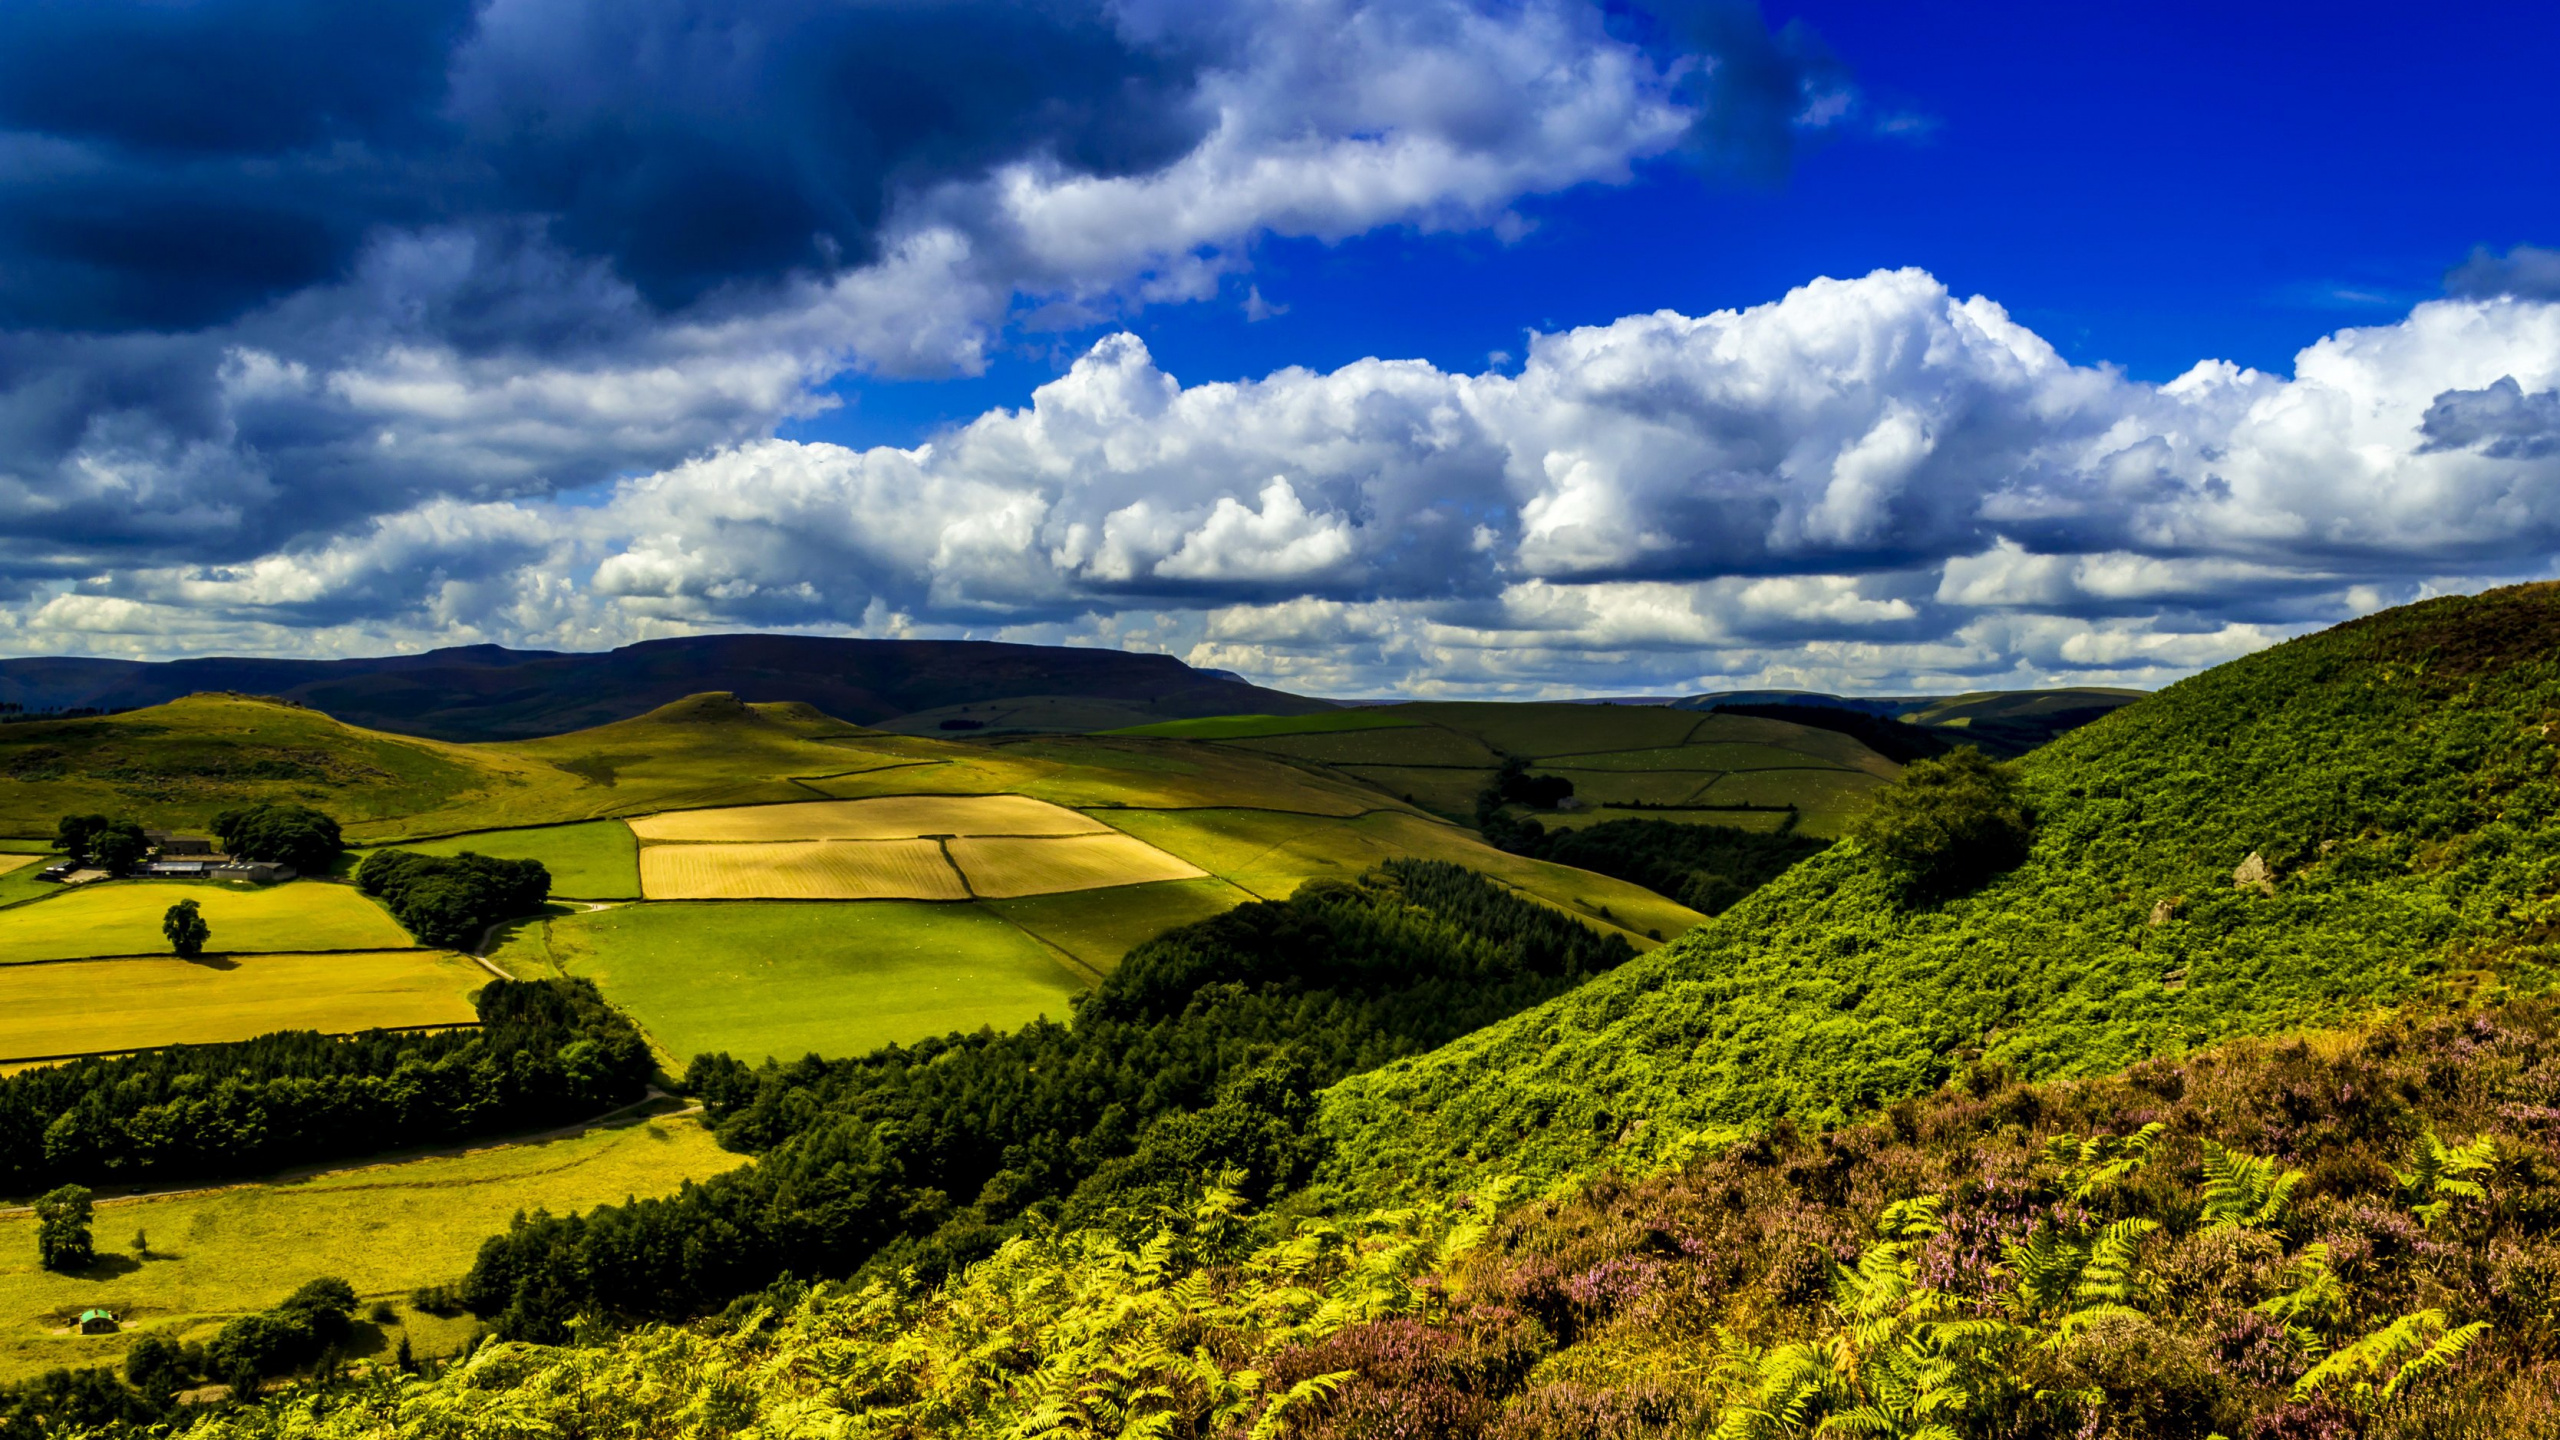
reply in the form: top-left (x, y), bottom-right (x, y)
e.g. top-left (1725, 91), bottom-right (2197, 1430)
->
top-left (2, 591), bottom-right (2550, 1439)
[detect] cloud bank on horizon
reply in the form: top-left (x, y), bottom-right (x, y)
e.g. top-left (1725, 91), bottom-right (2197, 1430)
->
top-left (3, 0), bottom-right (2557, 697)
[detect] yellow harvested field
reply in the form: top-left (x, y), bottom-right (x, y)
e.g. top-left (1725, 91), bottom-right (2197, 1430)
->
top-left (640, 839), bottom-right (969, 900)
top-left (0, 950), bottom-right (486, 1061)
top-left (947, 832), bottom-right (1206, 898)
top-left (0, 855), bottom-right (37, 877)
top-left (628, 794), bottom-right (1108, 842)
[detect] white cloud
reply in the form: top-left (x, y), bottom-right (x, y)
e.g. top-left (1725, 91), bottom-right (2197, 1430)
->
top-left (13, 268), bottom-right (2560, 699)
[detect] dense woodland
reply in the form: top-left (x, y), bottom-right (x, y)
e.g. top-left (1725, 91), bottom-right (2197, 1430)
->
top-left (355, 849), bottom-right (551, 947)
top-left (457, 861), bottom-right (1634, 1337)
top-left (0, 979), bottom-right (647, 1193)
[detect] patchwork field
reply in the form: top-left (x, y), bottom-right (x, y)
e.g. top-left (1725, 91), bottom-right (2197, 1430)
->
top-left (0, 950), bottom-right (486, 1062)
top-left (0, 855), bottom-right (38, 878)
top-left (0, 881), bottom-right (411, 963)
top-left (640, 838), bottom-right (970, 900)
top-left (629, 794), bottom-right (1107, 842)
top-left (498, 901), bottom-right (1085, 1062)
top-left (947, 832), bottom-right (1207, 897)
top-left (1133, 703), bottom-right (1902, 836)
top-left (0, 1113), bottom-right (743, 1382)
top-left (374, 820), bottom-right (641, 899)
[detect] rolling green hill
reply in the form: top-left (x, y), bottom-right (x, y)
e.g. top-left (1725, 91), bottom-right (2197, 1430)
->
top-left (1315, 581), bottom-right (2560, 1199)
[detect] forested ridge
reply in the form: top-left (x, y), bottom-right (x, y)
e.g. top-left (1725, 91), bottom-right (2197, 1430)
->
top-left (456, 860), bottom-right (1634, 1336)
top-left (0, 979), bottom-right (648, 1193)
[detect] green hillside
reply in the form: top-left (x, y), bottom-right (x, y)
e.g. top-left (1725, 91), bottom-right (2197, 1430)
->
top-left (1317, 582), bottom-right (2560, 1198)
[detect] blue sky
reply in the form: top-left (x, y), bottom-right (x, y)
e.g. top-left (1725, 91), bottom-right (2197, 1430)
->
top-left (803, 1), bottom-right (2560, 449)
top-left (5, 0), bottom-right (2560, 697)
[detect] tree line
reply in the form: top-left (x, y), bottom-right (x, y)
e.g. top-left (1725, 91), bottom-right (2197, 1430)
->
top-left (0, 979), bottom-right (649, 1194)
top-left (457, 859), bottom-right (1632, 1338)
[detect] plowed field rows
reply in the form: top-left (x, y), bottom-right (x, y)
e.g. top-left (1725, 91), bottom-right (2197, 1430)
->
top-left (947, 833), bottom-right (1207, 898)
top-left (640, 839), bottom-right (968, 899)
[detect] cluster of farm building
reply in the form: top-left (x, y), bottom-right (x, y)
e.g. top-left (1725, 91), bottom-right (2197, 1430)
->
top-left (36, 830), bottom-right (296, 886)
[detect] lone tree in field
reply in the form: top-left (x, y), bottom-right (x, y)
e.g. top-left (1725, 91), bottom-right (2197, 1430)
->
top-left (1849, 746), bottom-right (2035, 902)
top-left (34, 1184), bottom-right (94, 1272)
top-left (163, 899), bottom-right (210, 959)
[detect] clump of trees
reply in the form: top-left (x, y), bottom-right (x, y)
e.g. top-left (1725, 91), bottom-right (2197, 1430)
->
top-left (357, 850), bottom-right (550, 947)
top-left (162, 899), bottom-right (209, 959)
top-left (0, 980), bottom-right (648, 1194)
top-left (209, 1278), bottom-right (360, 1396)
top-left (459, 860), bottom-right (1632, 1338)
top-left (210, 803), bottom-right (343, 873)
top-left (1847, 746), bottom-right (2035, 901)
top-left (32, 1185), bottom-right (91, 1271)
top-left (52, 814), bottom-right (145, 874)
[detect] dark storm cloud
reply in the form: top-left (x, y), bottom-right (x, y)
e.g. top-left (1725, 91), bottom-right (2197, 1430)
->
top-left (2420, 376), bottom-right (2560, 461)
top-left (2444, 244), bottom-right (2560, 302)
top-left (0, 0), bottom-right (1209, 330)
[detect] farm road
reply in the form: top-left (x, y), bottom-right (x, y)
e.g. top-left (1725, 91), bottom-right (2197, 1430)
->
top-left (468, 901), bottom-right (623, 978)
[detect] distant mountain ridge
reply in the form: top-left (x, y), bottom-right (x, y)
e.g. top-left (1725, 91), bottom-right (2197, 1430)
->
top-left (0, 635), bottom-right (1332, 743)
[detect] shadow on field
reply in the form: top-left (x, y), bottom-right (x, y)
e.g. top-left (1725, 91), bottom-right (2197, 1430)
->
top-left (181, 954), bottom-right (241, 970)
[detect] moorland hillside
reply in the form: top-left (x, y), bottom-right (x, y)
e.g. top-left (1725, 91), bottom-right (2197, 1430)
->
top-left (0, 635), bottom-right (1330, 742)
top-left (1317, 581), bottom-right (2560, 1198)
top-left (140, 1001), bottom-right (2560, 1440)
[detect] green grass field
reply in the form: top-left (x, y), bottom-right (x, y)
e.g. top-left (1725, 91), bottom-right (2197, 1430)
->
top-left (502, 901), bottom-right (1088, 1063)
top-left (1103, 710), bottom-right (1417, 740)
top-left (1097, 807), bottom-right (1701, 946)
top-left (0, 1113), bottom-right (744, 1381)
top-left (0, 950), bottom-right (487, 1061)
top-left (0, 855), bottom-right (57, 911)
top-left (0, 880), bottom-right (412, 962)
top-left (358, 820), bottom-right (641, 899)
top-left (985, 877), bottom-right (1255, 973)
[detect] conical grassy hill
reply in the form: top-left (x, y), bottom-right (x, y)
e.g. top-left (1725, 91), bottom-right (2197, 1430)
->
top-left (1317, 583), bottom-right (2560, 1196)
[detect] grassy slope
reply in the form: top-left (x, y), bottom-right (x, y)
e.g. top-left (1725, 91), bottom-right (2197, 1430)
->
top-left (0, 950), bottom-right (483, 1060)
top-left (1318, 583), bottom-right (2560, 1198)
top-left (495, 901), bottom-right (1087, 1064)
top-left (1151, 703), bottom-right (1900, 837)
top-left (0, 696), bottom-right (547, 840)
top-left (1104, 710), bottom-right (1420, 740)
top-left (0, 880), bottom-right (411, 962)
top-left (0, 1113), bottom-right (742, 1382)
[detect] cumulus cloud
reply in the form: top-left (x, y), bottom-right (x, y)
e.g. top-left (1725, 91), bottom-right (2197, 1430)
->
top-left (0, 0), bottom-right (1842, 603)
top-left (13, 267), bottom-right (2560, 696)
